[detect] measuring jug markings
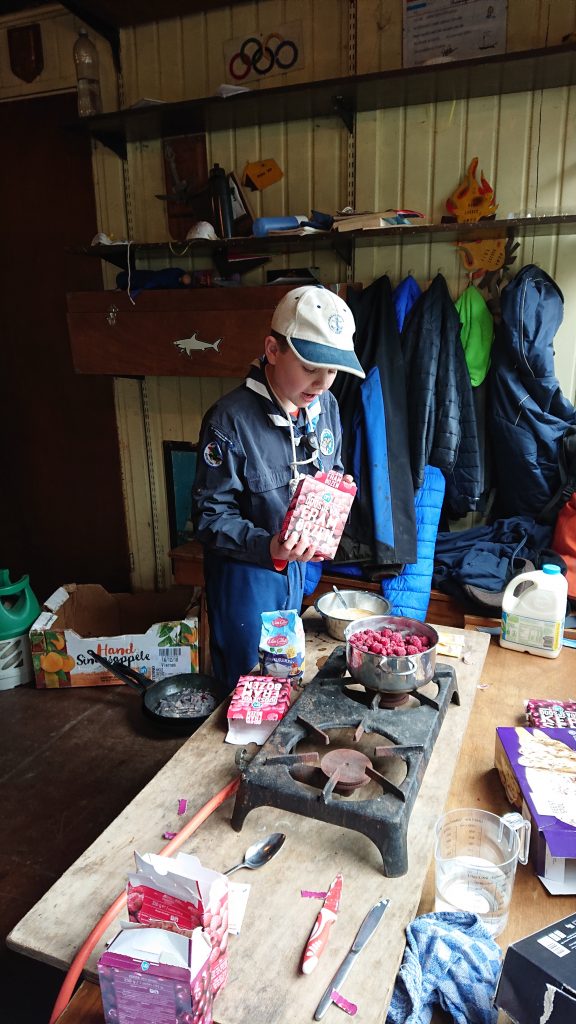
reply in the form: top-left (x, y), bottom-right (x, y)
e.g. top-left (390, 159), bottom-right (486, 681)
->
top-left (436, 856), bottom-right (508, 918)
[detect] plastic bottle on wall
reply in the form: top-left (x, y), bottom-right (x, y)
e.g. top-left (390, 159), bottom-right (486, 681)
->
top-left (500, 564), bottom-right (568, 658)
top-left (73, 28), bottom-right (102, 117)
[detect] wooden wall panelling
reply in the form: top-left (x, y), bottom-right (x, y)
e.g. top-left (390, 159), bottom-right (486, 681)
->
top-left (356, 0), bottom-right (576, 75)
top-left (113, 377), bottom-right (156, 591)
top-left (506, 0), bottom-right (576, 52)
top-left (0, 7), bottom-right (117, 105)
top-left (145, 374), bottom-right (241, 587)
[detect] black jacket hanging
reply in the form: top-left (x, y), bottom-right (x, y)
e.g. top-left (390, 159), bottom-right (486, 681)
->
top-left (401, 273), bottom-right (482, 514)
top-left (331, 276), bottom-right (418, 571)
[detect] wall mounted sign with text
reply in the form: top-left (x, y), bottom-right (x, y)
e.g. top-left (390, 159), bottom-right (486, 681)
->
top-left (403, 0), bottom-right (507, 68)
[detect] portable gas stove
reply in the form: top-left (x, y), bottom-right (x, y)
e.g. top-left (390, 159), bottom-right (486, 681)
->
top-left (231, 647), bottom-right (459, 875)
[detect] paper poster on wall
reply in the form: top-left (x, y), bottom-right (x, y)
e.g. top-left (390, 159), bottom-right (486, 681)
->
top-left (403, 0), bottom-right (507, 68)
top-left (224, 22), bottom-right (304, 84)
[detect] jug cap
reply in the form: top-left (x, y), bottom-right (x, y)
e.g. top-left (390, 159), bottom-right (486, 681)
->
top-left (0, 569), bottom-right (41, 640)
top-left (542, 563), bottom-right (561, 575)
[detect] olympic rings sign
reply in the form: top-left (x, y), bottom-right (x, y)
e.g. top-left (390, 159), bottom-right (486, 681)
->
top-left (225, 26), bottom-right (302, 83)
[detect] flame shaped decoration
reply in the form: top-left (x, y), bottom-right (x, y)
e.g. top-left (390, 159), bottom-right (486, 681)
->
top-left (446, 157), bottom-right (497, 223)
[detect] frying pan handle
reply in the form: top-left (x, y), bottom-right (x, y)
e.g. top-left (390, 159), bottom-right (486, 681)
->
top-left (86, 648), bottom-right (149, 693)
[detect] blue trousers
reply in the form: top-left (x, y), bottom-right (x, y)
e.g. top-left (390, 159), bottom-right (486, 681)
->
top-left (203, 552), bottom-right (306, 692)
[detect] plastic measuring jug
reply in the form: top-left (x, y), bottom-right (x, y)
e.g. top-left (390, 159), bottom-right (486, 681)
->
top-left (434, 808), bottom-right (530, 937)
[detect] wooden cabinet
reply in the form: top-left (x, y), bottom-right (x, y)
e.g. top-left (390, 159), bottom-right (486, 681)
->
top-left (66, 285), bottom-right (294, 376)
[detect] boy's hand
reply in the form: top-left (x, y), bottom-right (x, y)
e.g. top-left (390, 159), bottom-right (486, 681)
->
top-left (270, 531), bottom-right (323, 564)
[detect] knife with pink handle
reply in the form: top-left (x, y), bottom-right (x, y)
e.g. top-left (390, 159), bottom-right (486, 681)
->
top-left (301, 874), bottom-right (343, 975)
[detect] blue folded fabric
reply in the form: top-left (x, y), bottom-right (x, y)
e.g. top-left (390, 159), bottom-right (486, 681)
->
top-left (387, 912), bottom-right (502, 1024)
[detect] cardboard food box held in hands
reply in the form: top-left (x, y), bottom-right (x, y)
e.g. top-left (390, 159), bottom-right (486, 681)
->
top-left (280, 470), bottom-right (356, 560)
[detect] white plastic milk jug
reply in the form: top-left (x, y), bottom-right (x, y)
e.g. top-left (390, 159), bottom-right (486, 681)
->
top-left (500, 563), bottom-right (568, 658)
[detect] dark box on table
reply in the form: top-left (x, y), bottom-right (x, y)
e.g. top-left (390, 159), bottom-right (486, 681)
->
top-left (495, 913), bottom-right (576, 1023)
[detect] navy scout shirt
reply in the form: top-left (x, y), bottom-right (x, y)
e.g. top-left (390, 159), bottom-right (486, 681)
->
top-left (192, 360), bottom-right (343, 568)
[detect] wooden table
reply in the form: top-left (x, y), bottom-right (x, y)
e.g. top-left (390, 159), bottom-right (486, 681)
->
top-left (9, 617), bottom-right (490, 1023)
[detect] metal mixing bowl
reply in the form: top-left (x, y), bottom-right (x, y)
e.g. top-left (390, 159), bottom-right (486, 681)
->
top-left (314, 590), bottom-right (391, 641)
top-left (344, 615), bottom-right (439, 693)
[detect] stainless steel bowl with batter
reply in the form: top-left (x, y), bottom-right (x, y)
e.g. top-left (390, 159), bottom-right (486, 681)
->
top-left (344, 615), bottom-right (439, 693)
top-left (314, 590), bottom-right (391, 641)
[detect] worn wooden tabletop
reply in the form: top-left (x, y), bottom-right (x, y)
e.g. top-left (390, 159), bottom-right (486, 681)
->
top-left (9, 614), bottom-right (490, 1024)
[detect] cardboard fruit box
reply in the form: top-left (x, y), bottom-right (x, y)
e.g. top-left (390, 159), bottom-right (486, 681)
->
top-left (30, 583), bottom-right (200, 688)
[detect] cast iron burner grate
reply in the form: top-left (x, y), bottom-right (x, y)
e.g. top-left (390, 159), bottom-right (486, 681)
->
top-left (231, 647), bottom-right (459, 876)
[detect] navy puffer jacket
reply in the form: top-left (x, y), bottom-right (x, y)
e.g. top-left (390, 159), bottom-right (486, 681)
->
top-left (402, 274), bottom-right (482, 512)
top-left (489, 265), bottom-right (576, 518)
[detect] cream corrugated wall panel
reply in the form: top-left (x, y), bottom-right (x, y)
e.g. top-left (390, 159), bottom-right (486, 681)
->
top-left (507, 0), bottom-right (575, 50)
top-left (0, 7), bottom-right (115, 104)
top-left (121, 1), bottom-right (349, 107)
top-left (357, 0), bottom-right (576, 74)
top-left (144, 375), bottom-right (241, 587)
top-left (113, 378), bottom-right (156, 591)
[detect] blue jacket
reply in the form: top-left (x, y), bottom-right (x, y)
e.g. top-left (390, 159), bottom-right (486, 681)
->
top-left (192, 361), bottom-right (343, 567)
top-left (490, 265), bottom-right (576, 517)
top-left (381, 466), bottom-right (445, 620)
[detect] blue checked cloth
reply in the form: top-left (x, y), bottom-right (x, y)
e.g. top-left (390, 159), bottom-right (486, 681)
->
top-left (387, 912), bottom-right (502, 1024)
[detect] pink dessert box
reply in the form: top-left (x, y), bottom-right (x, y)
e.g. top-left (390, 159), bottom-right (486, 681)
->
top-left (127, 851), bottom-right (229, 995)
top-left (98, 926), bottom-right (213, 1024)
top-left (280, 470), bottom-right (356, 560)
top-left (226, 675), bottom-right (291, 744)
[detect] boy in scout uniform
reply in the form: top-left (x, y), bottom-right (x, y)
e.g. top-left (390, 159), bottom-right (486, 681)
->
top-left (192, 285), bottom-right (364, 690)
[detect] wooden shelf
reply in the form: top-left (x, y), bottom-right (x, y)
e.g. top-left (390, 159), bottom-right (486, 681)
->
top-left (71, 215), bottom-right (576, 269)
top-left (69, 44), bottom-right (576, 158)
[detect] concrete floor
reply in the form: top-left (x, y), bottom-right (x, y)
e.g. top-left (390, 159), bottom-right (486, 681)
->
top-left (0, 681), bottom-right (189, 1024)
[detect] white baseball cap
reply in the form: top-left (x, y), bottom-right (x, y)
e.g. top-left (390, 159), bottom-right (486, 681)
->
top-left (185, 220), bottom-right (218, 240)
top-left (271, 285), bottom-right (365, 378)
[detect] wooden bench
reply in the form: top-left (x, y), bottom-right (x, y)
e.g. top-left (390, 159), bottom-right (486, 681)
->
top-left (169, 541), bottom-right (468, 632)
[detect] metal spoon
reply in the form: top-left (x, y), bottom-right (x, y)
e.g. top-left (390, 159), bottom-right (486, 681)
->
top-left (223, 832), bottom-right (286, 876)
top-left (332, 585), bottom-right (348, 609)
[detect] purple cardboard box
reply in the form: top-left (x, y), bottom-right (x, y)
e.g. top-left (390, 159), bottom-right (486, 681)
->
top-left (495, 727), bottom-right (576, 894)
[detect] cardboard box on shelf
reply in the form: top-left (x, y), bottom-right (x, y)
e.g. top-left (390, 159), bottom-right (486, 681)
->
top-left (495, 726), bottom-right (576, 895)
top-left (494, 912), bottom-right (576, 1024)
top-left (29, 583), bottom-right (200, 688)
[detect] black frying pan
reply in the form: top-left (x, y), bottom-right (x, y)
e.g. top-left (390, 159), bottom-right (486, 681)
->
top-left (87, 649), bottom-right (226, 735)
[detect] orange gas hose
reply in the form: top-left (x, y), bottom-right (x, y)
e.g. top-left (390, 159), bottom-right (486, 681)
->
top-left (49, 777), bottom-right (240, 1024)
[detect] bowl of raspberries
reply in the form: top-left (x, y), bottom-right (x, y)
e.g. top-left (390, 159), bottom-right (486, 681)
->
top-left (344, 615), bottom-right (439, 693)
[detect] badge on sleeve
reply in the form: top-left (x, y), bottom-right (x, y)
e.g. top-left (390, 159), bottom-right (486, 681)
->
top-left (319, 428), bottom-right (335, 456)
top-left (203, 441), bottom-right (223, 467)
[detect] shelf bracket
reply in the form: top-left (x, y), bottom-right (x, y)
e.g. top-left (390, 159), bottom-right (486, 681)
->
top-left (91, 129), bottom-right (127, 160)
top-left (332, 94), bottom-right (355, 133)
top-left (330, 235), bottom-right (353, 266)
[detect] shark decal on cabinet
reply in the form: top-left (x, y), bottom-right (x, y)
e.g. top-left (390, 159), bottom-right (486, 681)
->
top-left (174, 332), bottom-right (223, 356)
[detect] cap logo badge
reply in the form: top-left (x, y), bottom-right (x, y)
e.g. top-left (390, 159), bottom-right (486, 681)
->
top-left (328, 313), bottom-right (344, 334)
top-left (319, 428), bottom-right (335, 456)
